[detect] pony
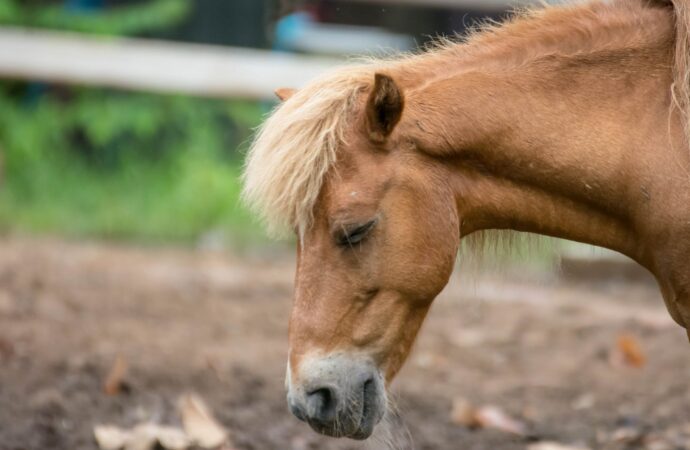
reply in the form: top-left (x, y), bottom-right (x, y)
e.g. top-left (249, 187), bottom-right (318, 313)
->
top-left (243, 0), bottom-right (690, 440)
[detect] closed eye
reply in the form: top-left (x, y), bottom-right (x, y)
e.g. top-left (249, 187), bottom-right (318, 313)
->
top-left (335, 219), bottom-right (377, 247)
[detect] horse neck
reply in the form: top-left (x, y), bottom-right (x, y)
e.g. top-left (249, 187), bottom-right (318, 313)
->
top-left (394, 2), bottom-right (687, 267)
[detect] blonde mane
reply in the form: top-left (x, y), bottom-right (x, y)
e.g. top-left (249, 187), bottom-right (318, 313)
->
top-left (243, 0), bottom-right (690, 238)
top-left (242, 65), bottom-right (378, 237)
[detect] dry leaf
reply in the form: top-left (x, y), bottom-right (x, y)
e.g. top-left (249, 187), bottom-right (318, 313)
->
top-left (94, 423), bottom-right (192, 450)
top-left (528, 442), bottom-right (591, 450)
top-left (178, 393), bottom-right (228, 448)
top-left (94, 393), bottom-right (229, 450)
top-left (450, 398), bottom-right (480, 427)
top-left (450, 399), bottom-right (526, 436)
top-left (103, 355), bottom-right (129, 396)
top-left (125, 424), bottom-right (159, 450)
top-left (94, 425), bottom-right (129, 450)
top-left (474, 405), bottom-right (527, 436)
top-left (616, 334), bottom-right (646, 368)
top-left (156, 426), bottom-right (191, 450)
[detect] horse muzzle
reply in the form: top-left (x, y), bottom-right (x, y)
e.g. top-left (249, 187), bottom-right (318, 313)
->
top-left (286, 354), bottom-right (386, 440)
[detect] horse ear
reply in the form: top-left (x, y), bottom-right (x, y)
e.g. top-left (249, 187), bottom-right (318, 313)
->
top-left (275, 88), bottom-right (297, 102)
top-left (366, 73), bottom-right (404, 143)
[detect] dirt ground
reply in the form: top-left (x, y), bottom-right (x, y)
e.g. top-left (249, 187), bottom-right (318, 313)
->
top-left (1, 237), bottom-right (690, 450)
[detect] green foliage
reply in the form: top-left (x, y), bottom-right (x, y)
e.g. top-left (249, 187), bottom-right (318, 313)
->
top-left (0, 85), bottom-right (267, 243)
top-left (0, 0), bottom-right (272, 244)
top-left (0, 0), bottom-right (191, 36)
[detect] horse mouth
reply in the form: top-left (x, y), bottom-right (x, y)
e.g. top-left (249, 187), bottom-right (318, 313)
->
top-left (348, 378), bottom-right (381, 440)
top-left (303, 377), bottom-right (384, 440)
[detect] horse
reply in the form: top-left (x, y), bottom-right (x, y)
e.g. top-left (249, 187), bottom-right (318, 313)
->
top-left (243, 0), bottom-right (690, 440)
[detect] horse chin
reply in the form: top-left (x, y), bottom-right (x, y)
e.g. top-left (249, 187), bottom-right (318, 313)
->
top-left (307, 388), bottom-right (385, 440)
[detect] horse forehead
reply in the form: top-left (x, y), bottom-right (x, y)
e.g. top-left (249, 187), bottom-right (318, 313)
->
top-left (333, 139), bottom-right (393, 183)
top-left (325, 158), bottom-right (391, 207)
top-left (317, 139), bottom-right (395, 217)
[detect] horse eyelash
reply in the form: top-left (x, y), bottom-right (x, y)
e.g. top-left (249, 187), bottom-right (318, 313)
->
top-left (336, 220), bottom-right (377, 248)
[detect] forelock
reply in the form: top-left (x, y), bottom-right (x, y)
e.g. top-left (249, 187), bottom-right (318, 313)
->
top-left (242, 65), bottom-right (376, 238)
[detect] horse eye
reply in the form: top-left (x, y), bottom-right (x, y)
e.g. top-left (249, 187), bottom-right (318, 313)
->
top-left (336, 220), bottom-right (377, 247)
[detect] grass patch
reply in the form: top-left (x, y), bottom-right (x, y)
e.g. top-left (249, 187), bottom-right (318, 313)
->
top-left (0, 84), bottom-right (269, 244)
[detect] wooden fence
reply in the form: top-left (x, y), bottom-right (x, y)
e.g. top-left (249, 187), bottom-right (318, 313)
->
top-left (0, 27), bottom-right (340, 100)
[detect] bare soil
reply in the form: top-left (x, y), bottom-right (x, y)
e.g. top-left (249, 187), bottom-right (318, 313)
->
top-left (1, 237), bottom-right (689, 450)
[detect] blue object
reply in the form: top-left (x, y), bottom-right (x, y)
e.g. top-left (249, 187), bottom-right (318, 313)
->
top-left (274, 12), bottom-right (312, 52)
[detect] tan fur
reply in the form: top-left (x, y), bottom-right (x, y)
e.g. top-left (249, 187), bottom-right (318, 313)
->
top-left (244, 0), bottom-right (690, 439)
top-left (243, 0), bottom-right (690, 238)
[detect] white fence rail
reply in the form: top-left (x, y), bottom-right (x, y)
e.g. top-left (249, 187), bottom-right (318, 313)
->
top-left (341, 0), bottom-right (548, 10)
top-left (0, 27), bottom-right (341, 100)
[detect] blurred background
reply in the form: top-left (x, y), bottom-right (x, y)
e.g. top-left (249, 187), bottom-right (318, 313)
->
top-left (1, 2), bottom-right (688, 450)
top-left (0, 0), bottom-right (529, 245)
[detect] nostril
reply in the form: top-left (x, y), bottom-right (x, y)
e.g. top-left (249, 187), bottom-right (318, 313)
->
top-left (306, 386), bottom-right (337, 422)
